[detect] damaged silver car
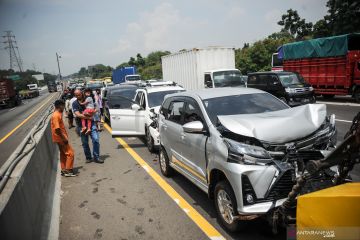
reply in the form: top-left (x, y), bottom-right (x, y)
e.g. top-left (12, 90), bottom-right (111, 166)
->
top-left (158, 87), bottom-right (337, 232)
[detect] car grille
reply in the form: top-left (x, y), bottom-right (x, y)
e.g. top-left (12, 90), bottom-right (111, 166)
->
top-left (264, 170), bottom-right (295, 201)
top-left (287, 150), bottom-right (324, 161)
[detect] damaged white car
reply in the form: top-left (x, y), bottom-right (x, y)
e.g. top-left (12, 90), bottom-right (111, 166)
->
top-left (158, 88), bottom-right (337, 232)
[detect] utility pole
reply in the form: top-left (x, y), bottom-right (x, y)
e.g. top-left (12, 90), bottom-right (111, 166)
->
top-left (56, 52), bottom-right (62, 81)
top-left (2, 31), bottom-right (23, 72)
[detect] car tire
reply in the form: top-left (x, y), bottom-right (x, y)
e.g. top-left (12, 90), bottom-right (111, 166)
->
top-left (159, 147), bottom-right (173, 177)
top-left (146, 127), bottom-right (155, 153)
top-left (214, 181), bottom-right (243, 232)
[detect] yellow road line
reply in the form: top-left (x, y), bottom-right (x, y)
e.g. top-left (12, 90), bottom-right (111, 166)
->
top-left (104, 123), bottom-right (226, 240)
top-left (0, 94), bottom-right (57, 144)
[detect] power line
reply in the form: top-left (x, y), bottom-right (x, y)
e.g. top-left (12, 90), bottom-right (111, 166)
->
top-left (2, 31), bottom-right (24, 72)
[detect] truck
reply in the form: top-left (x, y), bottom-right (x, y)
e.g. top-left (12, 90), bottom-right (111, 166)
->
top-left (274, 33), bottom-right (360, 102)
top-left (0, 78), bottom-right (21, 108)
top-left (161, 47), bottom-right (245, 90)
top-left (19, 84), bottom-right (40, 99)
top-left (112, 66), bottom-right (141, 84)
top-left (47, 80), bottom-right (57, 92)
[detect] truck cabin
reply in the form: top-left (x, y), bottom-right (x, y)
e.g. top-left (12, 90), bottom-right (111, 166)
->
top-left (27, 84), bottom-right (38, 90)
top-left (125, 75), bottom-right (141, 82)
top-left (204, 69), bottom-right (246, 88)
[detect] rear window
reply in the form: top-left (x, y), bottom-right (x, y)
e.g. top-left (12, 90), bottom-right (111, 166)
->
top-left (203, 93), bottom-right (289, 124)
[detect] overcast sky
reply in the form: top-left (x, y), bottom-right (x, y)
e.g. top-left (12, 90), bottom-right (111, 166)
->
top-left (0, 0), bottom-right (327, 75)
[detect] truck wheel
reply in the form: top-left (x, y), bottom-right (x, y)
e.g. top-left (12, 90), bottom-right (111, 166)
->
top-left (159, 147), bottom-right (173, 177)
top-left (146, 127), bottom-right (155, 153)
top-left (323, 94), bottom-right (335, 99)
top-left (214, 181), bottom-right (243, 232)
top-left (354, 88), bottom-right (360, 103)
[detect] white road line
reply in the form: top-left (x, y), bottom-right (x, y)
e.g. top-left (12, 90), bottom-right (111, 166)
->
top-left (317, 101), bottom-right (360, 107)
top-left (336, 119), bottom-right (352, 123)
top-left (8, 107), bottom-right (16, 112)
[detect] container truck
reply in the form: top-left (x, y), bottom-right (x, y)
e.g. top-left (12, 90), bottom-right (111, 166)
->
top-left (112, 66), bottom-right (141, 84)
top-left (0, 78), bottom-right (21, 108)
top-left (274, 33), bottom-right (360, 102)
top-left (161, 47), bottom-right (245, 90)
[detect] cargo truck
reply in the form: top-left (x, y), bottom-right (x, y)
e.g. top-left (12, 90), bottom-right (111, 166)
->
top-left (112, 66), bottom-right (141, 84)
top-left (0, 78), bottom-right (21, 108)
top-left (274, 33), bottom-right (360, 102)
top-left (19, 84), bottom-right (40, 99)
top-left (161, 47), bottom-right (245, 90)
top-left (47, 80), bottom-right (57, 92)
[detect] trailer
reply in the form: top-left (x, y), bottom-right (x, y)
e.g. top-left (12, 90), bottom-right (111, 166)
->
top-left (0, 78), bottom-right (21, 108)
top-left (275, 34), bottom-right (360, 102)
top-left (161, 47), bottom-right (245, 90)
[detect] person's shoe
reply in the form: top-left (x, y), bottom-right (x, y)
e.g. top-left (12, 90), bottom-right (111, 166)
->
top-left (61, 170), bottom-right (66, 176)
top-left (81, 127), bottom-right (87, 134)
top-left (64, 170), bottom-right (77, 177)
top-left (94, 158), bottom-right (104, 164)
top-left (86, 158), bottom-right (92, 163)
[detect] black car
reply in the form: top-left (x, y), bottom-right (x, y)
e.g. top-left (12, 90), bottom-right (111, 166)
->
top-left (247, 71), bottom-right (316, 106)
top-left (102, 85), bottom-right (139, 124)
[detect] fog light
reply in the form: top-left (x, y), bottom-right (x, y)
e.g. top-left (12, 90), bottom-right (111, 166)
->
top-left (246, 194), bottom-right (254, 204)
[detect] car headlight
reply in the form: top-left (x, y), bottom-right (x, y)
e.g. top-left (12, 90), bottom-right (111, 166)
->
top-left (285, 88), bottom-right (297, 94)
top-left (309, 86), bottom-right (314, 91)
top-left (224, 138), bottom-right (272, 164)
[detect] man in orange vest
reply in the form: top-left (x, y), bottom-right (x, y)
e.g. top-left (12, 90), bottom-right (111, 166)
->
top-left (51, 99), bottom-right (77, 177)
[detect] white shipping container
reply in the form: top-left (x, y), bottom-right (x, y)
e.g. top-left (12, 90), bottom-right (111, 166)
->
top-left (162, 47), bottom-right (236, 90)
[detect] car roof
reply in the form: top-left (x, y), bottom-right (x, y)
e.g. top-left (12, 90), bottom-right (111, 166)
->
top-left (166, 87), bottom-right (265, 100)
top-left (248, 71), bottom-right (295, 75)
top-left (141, 85), bottom-right (184, 93)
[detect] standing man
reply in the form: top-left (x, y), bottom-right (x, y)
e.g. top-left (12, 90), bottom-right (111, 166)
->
top-left (65, 94), bottom-right (75, 128)
top-left (51, 99), bottom-right (77, 177)
top-left (72, 89), bottom-right (103, 164)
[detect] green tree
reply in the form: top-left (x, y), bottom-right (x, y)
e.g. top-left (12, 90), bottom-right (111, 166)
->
top-left (136, 53), bottom-right (145, 67)
top-left (278, 9), bottom-right (313, 40)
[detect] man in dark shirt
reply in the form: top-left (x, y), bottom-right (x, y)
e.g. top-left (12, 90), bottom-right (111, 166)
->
top-left (72, 89), bottom-right (103, 163)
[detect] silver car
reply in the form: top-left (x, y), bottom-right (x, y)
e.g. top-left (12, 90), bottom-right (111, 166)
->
top-left (158, 88), bottom-right (336, 232)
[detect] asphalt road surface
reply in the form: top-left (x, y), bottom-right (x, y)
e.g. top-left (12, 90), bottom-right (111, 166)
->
top-left (60, 97), bottom-right (359, 240)
top-left (0, 89), bottom-right (58, 167)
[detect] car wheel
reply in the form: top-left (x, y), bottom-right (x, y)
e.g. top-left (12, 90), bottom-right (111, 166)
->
top-left (214, 181), bottom-right (242, 232)
top-left (146, 127), bottom-right (155, 153)
top-left (159, 147), bottom-right (173, 177)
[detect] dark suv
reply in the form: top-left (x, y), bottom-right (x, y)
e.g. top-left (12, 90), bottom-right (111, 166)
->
top-left (247, 71), bottom-right (316, 106)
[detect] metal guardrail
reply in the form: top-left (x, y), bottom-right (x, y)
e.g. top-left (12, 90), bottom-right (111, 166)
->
top-left (0, 93), bottom-right (60, 193)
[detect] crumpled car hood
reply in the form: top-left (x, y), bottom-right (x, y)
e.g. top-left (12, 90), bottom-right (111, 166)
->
top-left (218, 104), bottom-right (327, 144)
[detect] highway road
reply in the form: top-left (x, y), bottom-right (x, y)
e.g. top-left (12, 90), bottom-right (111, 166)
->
top-left (0, 89), bottom-right (58, 167)
top-left (60, 97), bottom-right (359, 240)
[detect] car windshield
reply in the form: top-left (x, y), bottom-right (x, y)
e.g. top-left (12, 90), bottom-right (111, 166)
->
top-left (148, 90), bottom-right (184, 108)
top-left (87, 83), bottom-right (103, 89)
top-left (203, 93), bottom-right (289, 124)
top-left (110, 88), bottom-right (137, 99)
top-left (126, 75), bottom-right (141, 81)
top-left (278, 73), bottom-right (305, 86)
top-left (213, 71), bottom-right (246, 87)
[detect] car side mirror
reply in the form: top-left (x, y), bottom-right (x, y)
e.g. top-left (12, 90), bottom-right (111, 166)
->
top-left (131, 103), bottom-right (141, 111)
top-left (183, 121), bottom-right (204, 134)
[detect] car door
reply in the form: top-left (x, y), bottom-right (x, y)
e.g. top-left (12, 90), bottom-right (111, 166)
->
top-left (162, 99), bottom-right (186, 164)
top-left (179, 98), bottom-right (207, 184)
top-left (110, 91), bottom-right (145, 136)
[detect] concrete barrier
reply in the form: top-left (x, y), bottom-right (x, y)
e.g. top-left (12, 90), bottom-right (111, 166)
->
top-left (0, 118), bottom-right (59, 240)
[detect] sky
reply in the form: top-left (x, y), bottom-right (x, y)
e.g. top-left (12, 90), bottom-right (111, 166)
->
top-left (0, 0), bottom-right (328, 75)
